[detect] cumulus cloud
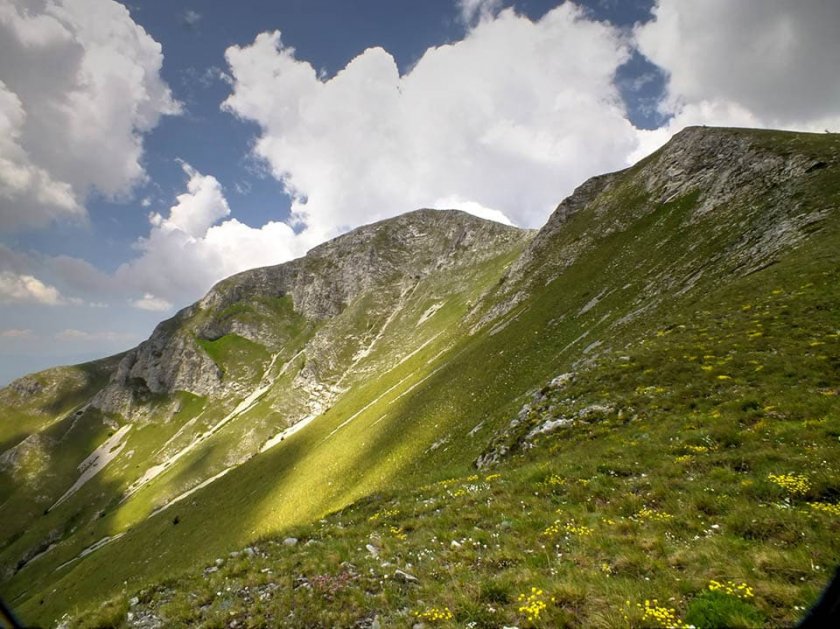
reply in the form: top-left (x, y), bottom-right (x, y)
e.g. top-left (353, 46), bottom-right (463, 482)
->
top-left (55, 328), bottom-right (135, 342)
top-left (0, 328), bottom-right (34, 339)
top-left (633, 0), bottom-right (840, 157)
top-left (130, 293), bottom-right (173, 312)
top-left (115, 163), bottom-right (308, 304)
top-left (223, 4), bottom-right (639, 232)
top-left (0, 271), bottom-right (65, 305)
top-left (0, 0), bottom-right (179, 230)
top-left (457, 0), bottom-right (503, 25)
top-left (151, 162), bottom-right (231, 238)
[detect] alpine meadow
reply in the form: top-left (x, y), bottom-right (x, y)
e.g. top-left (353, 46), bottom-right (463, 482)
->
top-left (1, 126), bottom-right (839, 627)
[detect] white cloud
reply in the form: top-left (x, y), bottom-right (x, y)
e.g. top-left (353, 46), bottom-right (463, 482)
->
top-left (0, 0), bottom-right (179, 230)
top-left (130, 293), bottom-right (173, 312)
top-left (432, 196), bottom-right (513, 226)
top-left (115, 163), bottom-right (309, 304)
top-left (457, 0), bottom-right (503, 25)
top-left (0, 328), bottom-right (34, 339)
top-left (55, 328), bottom-right (135, 342)
top-left (633, 0), bottom-right (840, 157)
top-left (223, 5), bottom-right (639, 233)
top-left (151, 162), bottom-right (231, 239)
top-left (0, 271), bottom-right (64, 305)
top-left (182, 9), bottom-right (201, 28)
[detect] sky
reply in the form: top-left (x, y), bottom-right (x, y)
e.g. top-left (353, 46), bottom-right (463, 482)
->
top-left (1, 0), bottom-right (839, 385)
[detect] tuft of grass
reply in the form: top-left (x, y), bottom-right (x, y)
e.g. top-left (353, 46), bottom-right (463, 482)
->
top-left (686, 590), bottom-right (765, 629)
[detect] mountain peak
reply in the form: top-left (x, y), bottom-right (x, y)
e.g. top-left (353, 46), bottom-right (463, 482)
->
top-left (89, 207), bottom-right (531, 416)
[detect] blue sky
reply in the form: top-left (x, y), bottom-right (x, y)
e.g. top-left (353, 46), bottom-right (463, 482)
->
top-left (1, 0), bottom-right (839, 385)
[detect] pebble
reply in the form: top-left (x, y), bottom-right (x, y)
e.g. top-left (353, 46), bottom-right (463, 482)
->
top-left (394, 569), bottom-right (419, 585)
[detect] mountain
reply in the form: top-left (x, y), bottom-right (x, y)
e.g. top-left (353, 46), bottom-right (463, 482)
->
top-left (1, 127), bottom-right (838, 628)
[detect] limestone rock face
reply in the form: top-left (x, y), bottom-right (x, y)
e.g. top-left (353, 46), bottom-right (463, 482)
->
top-left (200, 208), bottom-right (526, 321)
top-left (92, 320), bottom-right (223, 416)
top-left (92, 209), bottom-right (527, 417)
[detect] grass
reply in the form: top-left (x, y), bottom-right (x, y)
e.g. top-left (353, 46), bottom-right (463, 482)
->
top-left (64, 249), bottom-right (839, 627)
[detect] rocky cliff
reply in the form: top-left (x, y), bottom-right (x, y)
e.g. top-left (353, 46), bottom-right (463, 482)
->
top-left (91, 209), bottom-right (529, 417)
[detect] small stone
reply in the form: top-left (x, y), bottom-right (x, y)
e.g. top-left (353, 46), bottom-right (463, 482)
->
top-left (450, 540), bottom-right (462, 549)
top-left (214, 558), bottom-right (224, 566)
top-left (243, 546), bottom-right (256, 557)
top-left (394, 569), bottom-right (419, 584)
top-left (129, 596), bottom-right (139, 607)
top-left (283, 537), bottom-right (298, 546)
top-left (205, 566), bottom-right (218, 574)
top-left (365, 543), bottom-right (379, 557)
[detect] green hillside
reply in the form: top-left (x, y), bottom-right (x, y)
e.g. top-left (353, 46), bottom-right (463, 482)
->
top-left (1, 127), bottom-right (839, 628)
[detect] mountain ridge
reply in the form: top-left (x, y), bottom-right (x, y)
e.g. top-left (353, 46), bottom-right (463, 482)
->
top-left (1, 126), bottom-right (838, 627)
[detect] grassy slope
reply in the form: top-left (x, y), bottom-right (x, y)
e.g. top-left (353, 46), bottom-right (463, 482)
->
top-left (7, 129), bottom-right (840, 627)
top-left (4, 239), bottom-right (531, 624)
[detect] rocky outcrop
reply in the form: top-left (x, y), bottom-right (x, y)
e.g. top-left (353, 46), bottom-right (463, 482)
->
top-left (92, 321), bottom-right (222, 416)
top-left (200, 209), bottom-right (527, 321)
top-left (92, 210), bottom-right (528, 417)
top-left (479, 126), bottom-right (835, 326)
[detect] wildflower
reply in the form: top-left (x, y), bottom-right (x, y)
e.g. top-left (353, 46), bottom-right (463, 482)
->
top-left (624, 599), bottom-right (690, 628)
top-left (413, 606), bottom-right (453, 623)
top-left (808, 502), bottom-right (840, 516)
top-left (389, 526), bottom-right (407, 541)
top-left (708, 579), bottom-right (754, 599)
top-left (517, 587), bottom-right (556, 623)
top-left (768, 473), bottom-right (811, 495)
top-left (545, 474), bottom-right (565, 487)
top-left (685, 445), bottom-right (711, 454)
top-left (635, 507), bottom-right (674, 522)
top-left (485, 473), bottom-right (502, 482)
top-left (564, 522), bottom-right (593, 536)
top-left (541, 520), bottom-right (593, 538)
top-left (367, 507), bottom-right (399, 522)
